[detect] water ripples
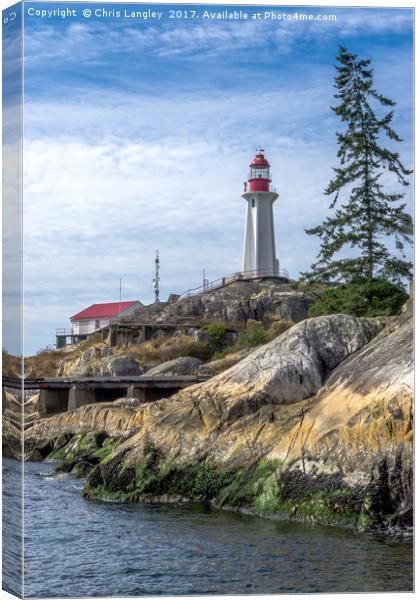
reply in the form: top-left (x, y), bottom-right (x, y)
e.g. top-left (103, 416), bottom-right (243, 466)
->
top-left (2, 459), bottom-right (414, 597)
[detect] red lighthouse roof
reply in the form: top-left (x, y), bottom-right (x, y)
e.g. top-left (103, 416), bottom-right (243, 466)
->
top-left (70, 301), bottom-right (139, 321)
top-left (250, 152), bottom-right (270, 168)
top-left (247, 149), bottom-right (272, 192)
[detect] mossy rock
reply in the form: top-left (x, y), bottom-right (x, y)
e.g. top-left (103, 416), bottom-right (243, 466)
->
top-left (48, 431), bottom-right (120, 478)
top-left (83, 449), bottom-right (391, 530)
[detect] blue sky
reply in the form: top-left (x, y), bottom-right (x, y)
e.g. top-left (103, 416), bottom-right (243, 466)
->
top-left (7, 2), bottom-right (414, 354)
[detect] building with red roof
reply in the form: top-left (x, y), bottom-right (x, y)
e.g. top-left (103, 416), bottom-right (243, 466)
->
top-left (70, 301), bottom-right (141, 323)
top-left (56, 300), bottom-right (142, 348)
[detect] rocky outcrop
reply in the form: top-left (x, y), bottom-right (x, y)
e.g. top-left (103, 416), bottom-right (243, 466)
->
top-left (113, 397), bottom-right (146, 408)
top-left (60, 347), bottom-right (99, 376)
top-left (128, 279), bottom-right (314, 325)
top-left (26, 312), bottom-right (413, 531)
top-left (198, 348), bottom-right (253, 376)
top-left (267, 317), bottom-right (413, 525)
top-left (96, 356), bottom-right (141, 376)
top-left (143, 356), bottom-right (203, 377)
top-left (25, 402), bottom-right (141, 461)
top-left (63, 349), bottom-right (141, 377)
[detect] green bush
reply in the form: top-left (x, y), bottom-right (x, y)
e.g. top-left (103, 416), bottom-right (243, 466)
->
top-left (204, 323), bottom-right (228, 347)
top-left (309, 279), bottom-right (408, 318)
top-left (209, 320), bottom-right (270, 359)
top-left (190, 464), bottom-right (229, 500)
top-left (237, 320), bottom-right (269, 348)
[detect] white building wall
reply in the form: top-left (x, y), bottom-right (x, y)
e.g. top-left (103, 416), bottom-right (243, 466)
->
top-left (70, 302), bottom-right (142, 335)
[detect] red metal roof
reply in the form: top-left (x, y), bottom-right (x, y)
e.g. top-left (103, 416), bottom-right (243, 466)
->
top-left (250, 152), bottom-right (270, 168)
top-left (70, 301), bottom-right (139, 321)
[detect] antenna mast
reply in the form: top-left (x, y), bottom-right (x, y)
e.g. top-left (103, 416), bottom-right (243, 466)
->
top-left (153, 250), bottom-right (160, 303)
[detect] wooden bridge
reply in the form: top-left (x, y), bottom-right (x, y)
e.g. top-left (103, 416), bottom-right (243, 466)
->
top-left (2, 374), bottom-right (210, 417)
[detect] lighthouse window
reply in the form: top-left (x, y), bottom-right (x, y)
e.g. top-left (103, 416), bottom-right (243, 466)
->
top-left (252, 199), bottom-right (255, 208)
top-left (250, 167), bottom-right (270, 179)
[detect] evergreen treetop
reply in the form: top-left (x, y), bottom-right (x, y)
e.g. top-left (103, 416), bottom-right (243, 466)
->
top-left (304, 45), bottom-right (412, 284)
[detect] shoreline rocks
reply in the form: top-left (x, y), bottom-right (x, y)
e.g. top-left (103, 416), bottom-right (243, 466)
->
top-left (21, 312), bottom-right (413, 533)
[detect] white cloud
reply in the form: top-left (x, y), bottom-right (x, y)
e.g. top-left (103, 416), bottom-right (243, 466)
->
top-left (15, 12), bottom-right (414, 354)
top-left (333, 9), bottom-right (413, 37)
top-left (23, 8), bottom-right (413, 66)
top-left (22, 106), bottom-right (411, 355)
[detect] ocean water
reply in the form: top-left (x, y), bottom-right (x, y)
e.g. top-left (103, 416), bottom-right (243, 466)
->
top-left (3, 458), bottom-right (414, 597)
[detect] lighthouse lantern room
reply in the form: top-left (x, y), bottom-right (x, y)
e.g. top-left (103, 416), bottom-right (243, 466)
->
top-left (242, 149), bottom-right (281, 278)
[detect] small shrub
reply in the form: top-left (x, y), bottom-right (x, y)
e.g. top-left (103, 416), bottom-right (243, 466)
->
top-left (190, 464), bottom-right (229, 500)
top-left (309, 278), bottom-right (408, 318)
top-left (210, 349), bottom-right (229, 361)
top-left (238, 320), bottom-right (269, 349)
top-left (208, 320), bottom-right (273, 361)
top-left (204, 324), bottom-right (227, 347)
top-left (267, 319), bottom-right (294, 340)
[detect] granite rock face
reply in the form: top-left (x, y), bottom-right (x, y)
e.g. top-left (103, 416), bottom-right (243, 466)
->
top-left (128, 279), bottom-right (314, 325)
top-left (63, 351), bottom-right (141, 377)
top-left (96, 356), bottom-right (141, 377)
top-left (143, 356), bottom-right (203, 377)
top-left (270, 317), bottom-right (413, 486)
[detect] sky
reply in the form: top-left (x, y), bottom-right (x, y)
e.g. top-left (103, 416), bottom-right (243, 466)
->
top-left (3, 1), bottom-right (414, 355)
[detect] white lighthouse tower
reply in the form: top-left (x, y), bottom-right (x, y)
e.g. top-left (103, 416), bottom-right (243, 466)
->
top-left (242, 149), bottom-right (280, 278)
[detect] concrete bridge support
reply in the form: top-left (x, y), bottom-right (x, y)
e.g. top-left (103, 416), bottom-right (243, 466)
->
top-left (38, 389), bottom-right (70, 417)
top-left (126, 386), bottom-right (181, 403)
top-left (68, 387), bottom-right (96, 411)
top-left (126, 386), bottom-right (147, 402)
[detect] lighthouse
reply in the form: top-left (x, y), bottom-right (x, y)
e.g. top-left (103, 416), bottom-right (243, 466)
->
top-left (242, 150), bottom-right (280, 277)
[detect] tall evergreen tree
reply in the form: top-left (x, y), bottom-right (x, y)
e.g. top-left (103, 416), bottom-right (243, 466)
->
top-left (304, 46), bottom-right (412, 283)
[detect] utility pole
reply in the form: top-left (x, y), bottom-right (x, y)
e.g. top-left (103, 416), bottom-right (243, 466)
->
top-left (153, 250), bottom-right (160, 303)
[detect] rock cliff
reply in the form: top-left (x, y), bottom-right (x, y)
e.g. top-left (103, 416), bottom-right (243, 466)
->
top-left (129, 278), bottom-right (314, 325)
top-left (25, 311), bottom-right (413, 531)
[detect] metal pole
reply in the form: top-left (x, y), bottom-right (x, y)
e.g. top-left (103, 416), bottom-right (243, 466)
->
top-left (153, 250), bottom-right (160, 303)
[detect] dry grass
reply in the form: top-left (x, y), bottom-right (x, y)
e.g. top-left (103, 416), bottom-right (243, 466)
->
top-left (25, 348), bottom-right (68, 378)
top-left (2, 350), bottom-right (22, 377)
top-left (129, 335), bottom-right (212, 366)
top-left (18, 318), bottom-right (293, 379)
top-left (267, 318), bottom-right (294, 339)
top-left (24, 335), bottom-right (104, 378)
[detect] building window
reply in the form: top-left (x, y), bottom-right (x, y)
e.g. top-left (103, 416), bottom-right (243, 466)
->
top-left (252, 199), bottom-right (255, 208)
top-left (95, 320), bottom-right (100, 329)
